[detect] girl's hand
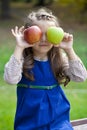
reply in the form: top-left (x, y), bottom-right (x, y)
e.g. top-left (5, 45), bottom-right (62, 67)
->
top-left (54, 32), bottom-right (73, 51)
top-left (11, 26), bottom-right (34, 49)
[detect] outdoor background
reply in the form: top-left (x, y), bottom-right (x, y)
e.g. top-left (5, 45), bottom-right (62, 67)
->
top-left (0, 0), bottom-right (87, 130)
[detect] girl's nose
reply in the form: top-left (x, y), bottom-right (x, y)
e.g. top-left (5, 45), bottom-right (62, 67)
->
top-left (41, 33), bottom-right (47, 42)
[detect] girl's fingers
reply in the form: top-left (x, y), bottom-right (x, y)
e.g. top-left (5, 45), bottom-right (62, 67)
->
top-left (11, 29), bottom-right (16, 36)
top-left (64, 32), bottom-right (70, 39)
top-left (63, 33), bottom-right (73, 42)
top-left (11, 26), bottom-right (24, 36)
top-left (15, 26), bottom-right (18, 34)
top-left (11, 26), bottom-right (18, 36)
top-left (19, 26), bottom-right (24, 32)
top-left (19, 26), bottom-right (24, 35)
top-left (69, 34), bottom-right (73, 39)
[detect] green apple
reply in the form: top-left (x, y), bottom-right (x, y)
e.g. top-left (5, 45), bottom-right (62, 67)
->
top-left (47, 27), bottom-right (64, 45)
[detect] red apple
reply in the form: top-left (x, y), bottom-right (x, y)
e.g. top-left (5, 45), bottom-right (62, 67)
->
top-left (24, 26), bottom-right (42, 44)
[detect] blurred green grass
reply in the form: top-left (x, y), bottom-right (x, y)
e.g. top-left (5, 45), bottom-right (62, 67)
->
top-left (0, 10), bottom-right (87, 130)
top-left (0, 86), bottom-right (16, 130)
top-left (66, 89), bottom-right (87, 120)
top-left (64, 82), bottom-right (87, 120)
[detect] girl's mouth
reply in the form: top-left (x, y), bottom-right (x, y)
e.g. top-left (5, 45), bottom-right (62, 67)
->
top-left (39, 44), bottom-right (48, 46)
top-left (39, 41), bottom-right (49, 46)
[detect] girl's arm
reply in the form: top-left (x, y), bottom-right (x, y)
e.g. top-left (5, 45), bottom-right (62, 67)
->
top-left (59, 33), bottom-right (87, 82)
top-left (4, 55), bottom-right (23, 84)
top-left (62, 51), bottom-right (87, 82)
top-left (4, 26), bottom-right (33, 84)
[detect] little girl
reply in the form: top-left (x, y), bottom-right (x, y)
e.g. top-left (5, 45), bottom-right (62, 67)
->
top-left (4, 8), bottom-right (87, 130)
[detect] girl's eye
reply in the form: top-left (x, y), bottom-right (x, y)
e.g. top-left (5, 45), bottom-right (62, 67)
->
top-left (37, 14), bottom-right (52, 20)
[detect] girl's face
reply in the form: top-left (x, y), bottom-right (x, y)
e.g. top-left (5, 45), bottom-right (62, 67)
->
top-left (32, 20), bottom-right (56, 58)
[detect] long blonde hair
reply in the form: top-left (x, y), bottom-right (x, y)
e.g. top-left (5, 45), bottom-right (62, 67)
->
top-left (23, 8), bottom-right (70, 86)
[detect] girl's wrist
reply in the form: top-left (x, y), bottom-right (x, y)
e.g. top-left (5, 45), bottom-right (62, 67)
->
top-left (13, 45), bottom-right (24, 62)
top-left (64, 48), bottom-right (78, 60)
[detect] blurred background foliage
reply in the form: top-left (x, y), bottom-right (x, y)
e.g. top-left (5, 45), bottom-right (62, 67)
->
top-left (0, 0), bottom-right (87, 130)
top-left (0, 0), bottom-right (87, 24)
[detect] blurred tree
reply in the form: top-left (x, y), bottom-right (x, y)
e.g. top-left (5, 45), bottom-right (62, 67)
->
top-left (12, 0), bottom-right (18, 1)
top-left (35, 0), bottom-right (53, 6)
top-left (12, 0), bottom-right (31, 2)
top-left (25, 0), bottom-right (31, 3)
top-left (56, 0), bottom-right (87, 23)
top-left (79, 0), bottom-right (87, 23)
top-left (1, 0), bottom-right (11, 19)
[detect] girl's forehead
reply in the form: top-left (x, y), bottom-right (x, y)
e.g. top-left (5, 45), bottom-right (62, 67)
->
top-left (35, 21), bottom-right (56, 31)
